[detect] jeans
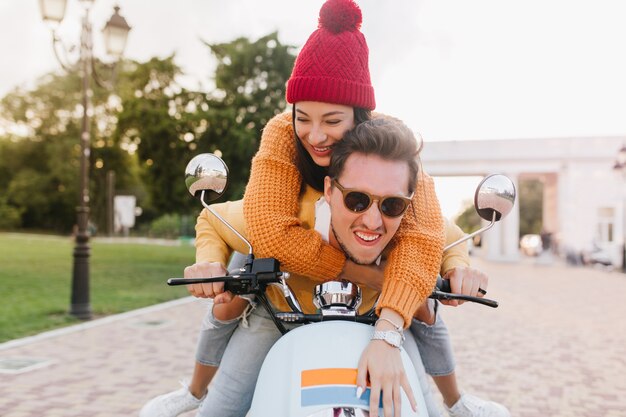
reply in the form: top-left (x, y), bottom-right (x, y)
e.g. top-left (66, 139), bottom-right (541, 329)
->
top-left (194, 299), bottom-right (243, 367)
top-left (196, 305), bottom-right (285, 417)
top-left (410, 302), bottom-right (456, 377)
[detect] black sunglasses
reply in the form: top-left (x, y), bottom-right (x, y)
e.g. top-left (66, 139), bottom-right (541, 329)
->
top-left (331, 179), bottom-right (413, 218)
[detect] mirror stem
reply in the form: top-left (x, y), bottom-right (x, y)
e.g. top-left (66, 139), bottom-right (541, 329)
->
top-left (443, 211), bottom-right (497, 252)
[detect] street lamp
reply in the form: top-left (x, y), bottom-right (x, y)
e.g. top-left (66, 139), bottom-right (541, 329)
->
top-left (39, 0), bottom-right (131, 319)
top-left (613, 144), bottom-right (626, 273)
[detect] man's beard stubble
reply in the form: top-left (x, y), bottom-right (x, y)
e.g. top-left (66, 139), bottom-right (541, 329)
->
top-left (331, 223), bottom-right (380, 266)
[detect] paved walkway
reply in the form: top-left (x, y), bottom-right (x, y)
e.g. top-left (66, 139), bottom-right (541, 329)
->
top-left (1, 258), bottom-right (625, 417)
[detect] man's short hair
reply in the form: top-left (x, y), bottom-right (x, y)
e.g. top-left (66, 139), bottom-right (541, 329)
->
top-left (328, 116), bottom-right (422, 194)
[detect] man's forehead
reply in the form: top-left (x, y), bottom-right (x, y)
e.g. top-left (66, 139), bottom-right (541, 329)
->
top-left (336, 153), bottom-right (410, 195)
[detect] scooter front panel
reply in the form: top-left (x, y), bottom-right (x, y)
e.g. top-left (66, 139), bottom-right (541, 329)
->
top-left (248, 321), bottom-right (425, 417)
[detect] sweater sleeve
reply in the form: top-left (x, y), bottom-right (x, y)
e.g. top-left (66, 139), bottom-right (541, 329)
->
top-left (376, 172), bottom-right (446, 327)
top-left (243, 112), bottom-right (347, 280)
top-left (440, 217), bottom-right (470, 275)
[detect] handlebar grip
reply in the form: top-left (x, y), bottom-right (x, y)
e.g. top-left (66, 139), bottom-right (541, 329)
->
top-left (431, 290), bottom-right (499, 308)
top-left (436, 276), bottom-right (451, 293)
top-left (355, 315), bottom-right (377, 325)
top-left (167, 277), bottom-right (230, 286)
top-left (433, 276), bottom-right (498, 308)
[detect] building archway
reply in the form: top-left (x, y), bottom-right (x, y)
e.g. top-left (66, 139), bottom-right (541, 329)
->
top-left (422, 137), bottom-right (625, 265)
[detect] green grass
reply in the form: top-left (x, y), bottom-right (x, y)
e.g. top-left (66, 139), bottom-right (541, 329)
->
top-left (0, 233), bottom-right (195, 343)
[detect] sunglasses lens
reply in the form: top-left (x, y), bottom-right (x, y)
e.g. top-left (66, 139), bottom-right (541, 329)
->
top-left (381, 197), bottom-right (409, 217)
top-left (344, 192), bottom-right (371, 212)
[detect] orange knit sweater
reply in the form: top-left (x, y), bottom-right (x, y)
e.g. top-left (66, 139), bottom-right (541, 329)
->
top-left (243, 112), bottom-right (445, 326)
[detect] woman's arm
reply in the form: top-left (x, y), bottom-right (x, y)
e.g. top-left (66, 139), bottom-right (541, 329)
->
top-left (243, 112), bottom-right (347, 280)
top-left (376, 172), bottom-right (446, 327)
top-left (357, 307), bottom-right (418, 417)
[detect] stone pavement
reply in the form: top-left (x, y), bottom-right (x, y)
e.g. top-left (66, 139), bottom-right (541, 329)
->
top-left (1, 258), bottom-right (625, 417)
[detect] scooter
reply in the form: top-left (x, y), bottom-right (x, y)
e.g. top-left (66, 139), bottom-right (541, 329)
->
top-left (168, 153), bottom-right (516, 417)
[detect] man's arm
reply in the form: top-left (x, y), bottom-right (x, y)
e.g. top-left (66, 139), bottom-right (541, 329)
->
top-left (440, 217), bottom-right (470, 274)
top-left (186, 200), bottom-right (249, 301)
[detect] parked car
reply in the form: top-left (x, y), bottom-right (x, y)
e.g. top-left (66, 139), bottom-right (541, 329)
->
top-left (520, 234), bottom-right (543, 256)
top-left (581, 245), bottom-right (613, 267)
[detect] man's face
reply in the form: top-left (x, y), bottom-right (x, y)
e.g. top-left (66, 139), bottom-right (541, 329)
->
top-left (324, 153), bottom-right (411, 265)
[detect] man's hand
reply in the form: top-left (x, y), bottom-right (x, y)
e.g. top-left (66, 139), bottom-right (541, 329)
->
top-left (441, 266), bottom-right (488, 306)
top-left (413, 299), bottom-right (436, 325)
top-left (184, 261), bottom-right (234, 304)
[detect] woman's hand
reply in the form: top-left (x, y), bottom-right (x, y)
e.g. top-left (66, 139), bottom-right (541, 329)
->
top-left (184, 261), bottom-right (234, 304)
top-left (356, 309), bottom-right (417, 417)
top-left (441, 266), bottom-right (488, 306)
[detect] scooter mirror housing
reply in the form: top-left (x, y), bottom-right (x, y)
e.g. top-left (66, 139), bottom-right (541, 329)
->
top-left (184, 153), bottom-right (253, 256)
top-left (184, 153), bottom-right (229, 203)
top-left (474, 174), bottom-right (516, 222)
top-left (444, 173), bottom-right (516, 252)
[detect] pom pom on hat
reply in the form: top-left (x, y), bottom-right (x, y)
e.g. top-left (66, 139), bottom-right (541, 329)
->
top-left (318, 0), bottom-right (362, 33)
top-left (286, 0), bottom-right (375, 110)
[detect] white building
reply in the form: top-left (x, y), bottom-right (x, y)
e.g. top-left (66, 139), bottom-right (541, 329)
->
top-left (421, 137), bottom-right (626, 266)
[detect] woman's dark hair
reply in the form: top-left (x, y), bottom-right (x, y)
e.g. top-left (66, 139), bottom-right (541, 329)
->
top-left (293, 106), bottom-right (372, 192)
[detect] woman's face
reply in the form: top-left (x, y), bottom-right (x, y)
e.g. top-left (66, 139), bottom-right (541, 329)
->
top-left (294, 101), bottom-right (355, 167)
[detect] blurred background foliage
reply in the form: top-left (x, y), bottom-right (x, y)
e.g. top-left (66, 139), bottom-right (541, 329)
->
top-left (0, 31), bottom-right (295, 237)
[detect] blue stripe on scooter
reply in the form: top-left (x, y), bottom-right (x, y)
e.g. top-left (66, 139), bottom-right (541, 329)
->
top-left (301, 386), bottom-right (383, 409)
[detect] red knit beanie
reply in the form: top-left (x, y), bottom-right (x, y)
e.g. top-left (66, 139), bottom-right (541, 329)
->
top-left (286, 0), bottom-right (375, 110)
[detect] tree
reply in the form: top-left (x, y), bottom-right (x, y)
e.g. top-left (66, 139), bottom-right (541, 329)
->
top-left (455, 200), bottom-right (482, 234)
top-left (519, 179), bottom-right (543, 236)
top-left (114, 56), bottom-right (200, 217)
top-left (0, 64), bottom-right (142, 232)
top-left (114, 32), bottom-right (295, 215)
top-left (197, 31), bottom-right (296, 200)
top-left (0, 31), bottom-right (296, 232)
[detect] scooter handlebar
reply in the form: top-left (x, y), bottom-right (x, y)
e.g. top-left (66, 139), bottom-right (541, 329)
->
top-left (167, 273), bottom-right (284, 295)
top-left (432, 276), bottom-right (499, 308)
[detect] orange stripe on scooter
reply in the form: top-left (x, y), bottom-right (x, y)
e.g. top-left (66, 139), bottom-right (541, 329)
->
top-left (301, 368), bottom-right (370, 388)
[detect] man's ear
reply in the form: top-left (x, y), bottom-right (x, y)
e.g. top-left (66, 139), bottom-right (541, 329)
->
top-left (323, 176), bottom-right (333, 203)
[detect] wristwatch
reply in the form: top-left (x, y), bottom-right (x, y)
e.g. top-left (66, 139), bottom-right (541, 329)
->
top-left (371, 330), bottom-right (403, 348)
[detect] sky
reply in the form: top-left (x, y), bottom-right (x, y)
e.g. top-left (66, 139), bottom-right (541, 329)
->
top-left (1, 0), bottom-right (625, 217)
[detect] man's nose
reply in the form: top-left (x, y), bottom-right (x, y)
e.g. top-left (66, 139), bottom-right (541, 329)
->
top-left (361, 201), bottom-right (384, 230)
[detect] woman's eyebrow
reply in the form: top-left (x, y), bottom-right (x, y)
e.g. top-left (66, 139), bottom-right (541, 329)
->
top-left (295, 109), bottom-right (345, 117)
top-left (322, 111), bottom-right (345, 117)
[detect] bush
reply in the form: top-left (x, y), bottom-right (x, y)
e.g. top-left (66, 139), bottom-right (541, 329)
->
top-left (0, 198), bottom-right (22, 230)
top-left (148, 213), bottom-right (182, 239)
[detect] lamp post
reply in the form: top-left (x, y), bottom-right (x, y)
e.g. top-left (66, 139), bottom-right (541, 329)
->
top-left (39, 0), bottom-right (131, 319)
top-left (614, 144), bottom-right (626, 273)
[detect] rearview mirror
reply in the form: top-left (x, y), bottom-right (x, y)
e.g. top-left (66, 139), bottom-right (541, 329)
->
top-left (443, 174), bottom-right (516, 252)
top-left (184, 153), bottom-right (229, 202)
top-left (474, 174), bottom-right (516, 222)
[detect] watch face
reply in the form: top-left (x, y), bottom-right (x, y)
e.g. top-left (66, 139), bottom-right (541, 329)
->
top-left (385, 332), bottom-right (402, 347)
top-left (372, 330), bottom-right (403, 348)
